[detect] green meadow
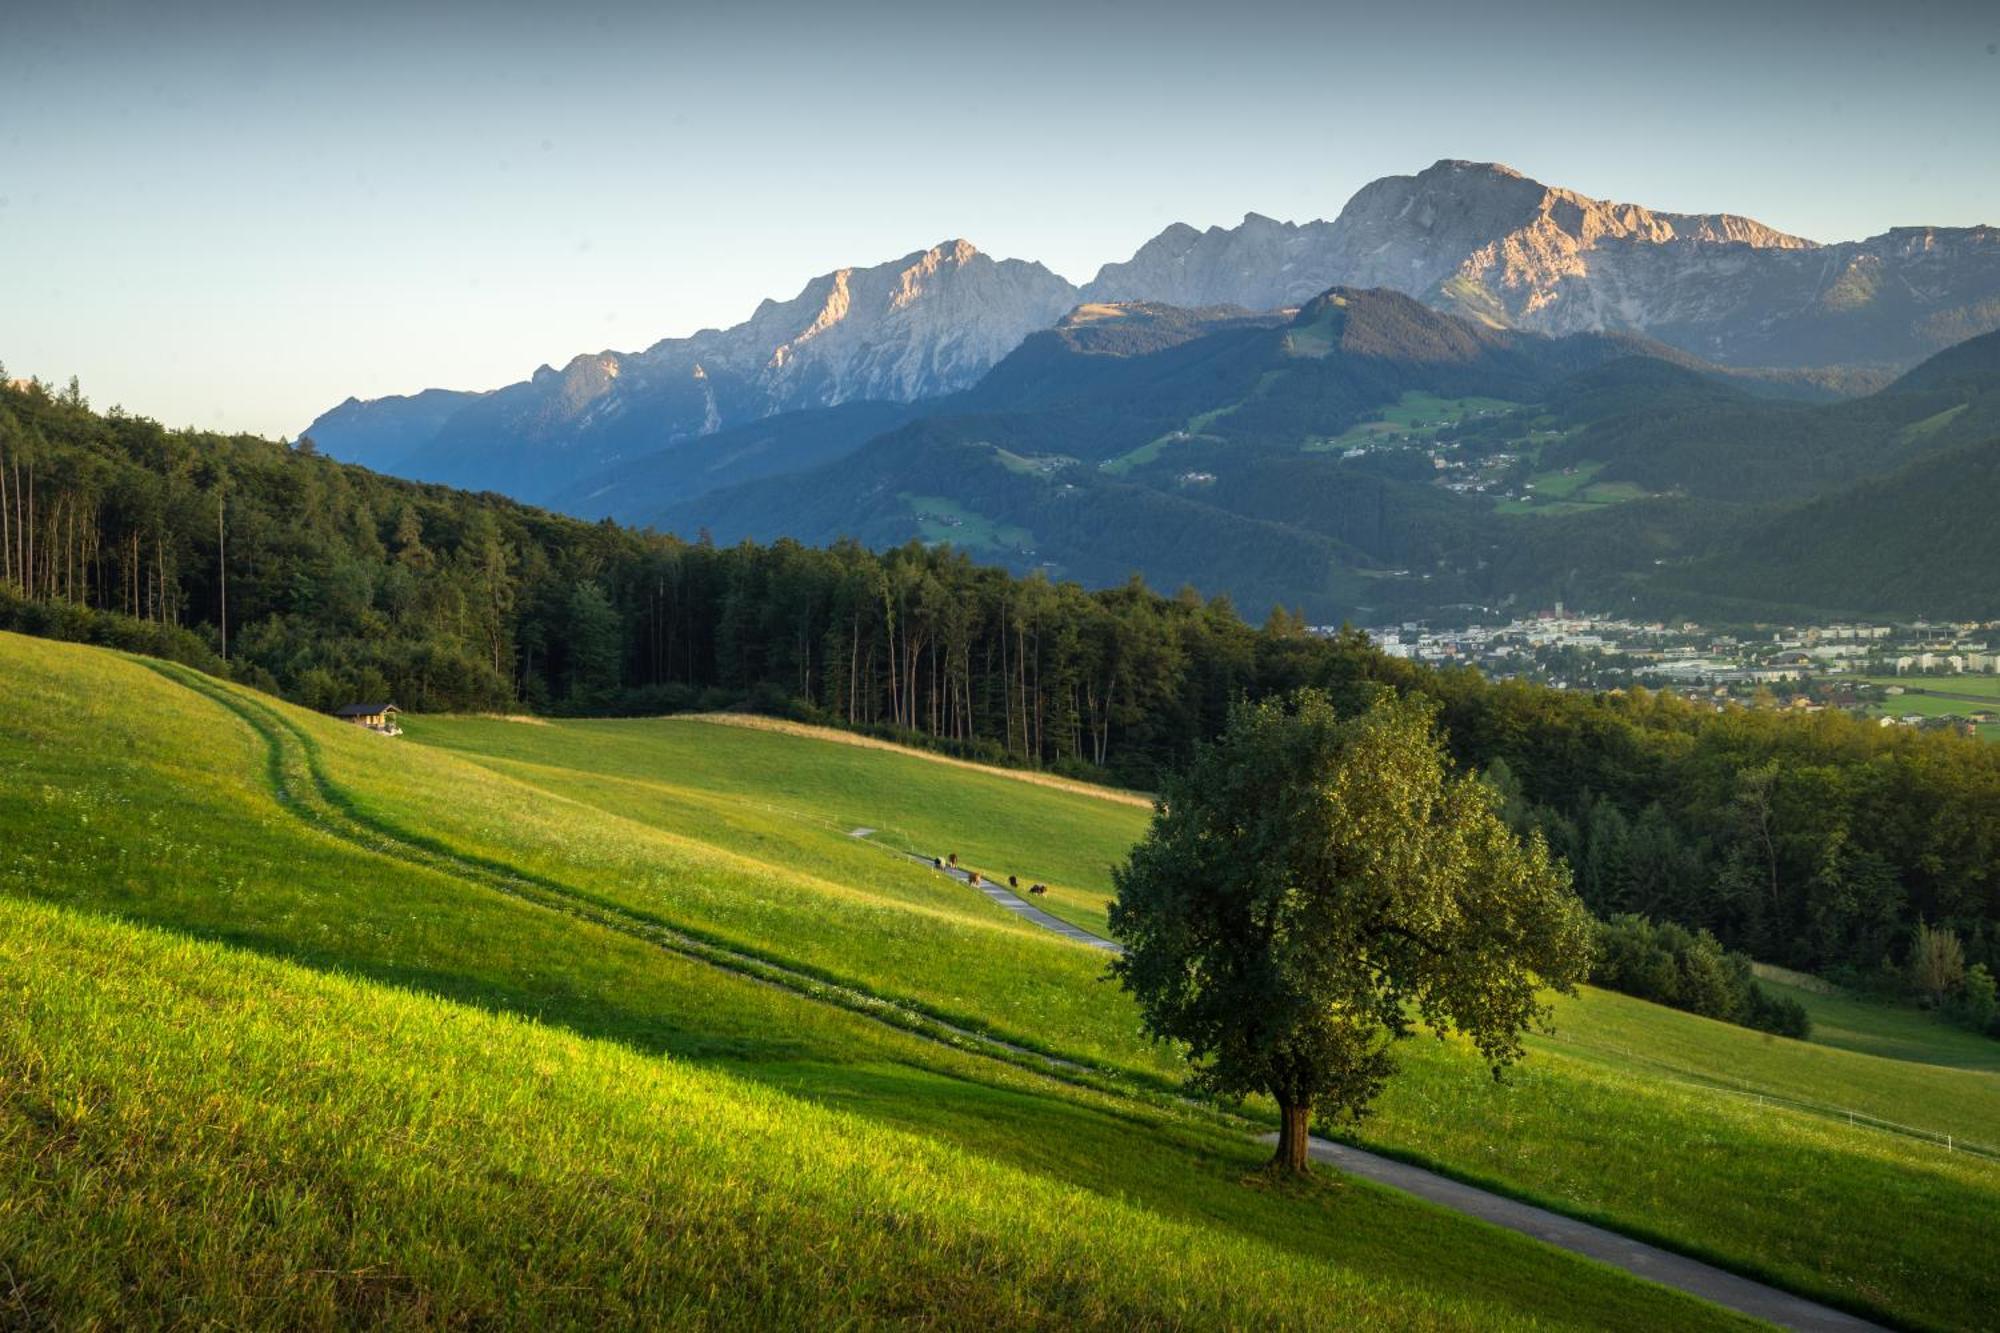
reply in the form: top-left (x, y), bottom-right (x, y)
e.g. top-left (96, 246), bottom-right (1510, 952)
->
top-left (1754, 970), bottom-right (2000, 1074)
top-left (11, 898), bottom-right (1682, 1331)
top-left (1493, 459), bottom-right (1650, 516)
top-left (1304, 391), bottom-right (1519, 452)
top-left (1864, 674), bottom-right (2000, 702)
top-left (1863, 676), bottom-right (2000, 741)
top-left (4, 630), bottom-right (1998, 1327)
top-left (901, 492), bottom-right (1037, 554)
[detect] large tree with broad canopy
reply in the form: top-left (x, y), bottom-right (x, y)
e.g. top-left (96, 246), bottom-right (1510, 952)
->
top-left (1109, 688), bottom-right (1593, 1172)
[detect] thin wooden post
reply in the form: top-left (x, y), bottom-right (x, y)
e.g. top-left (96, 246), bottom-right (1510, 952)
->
top-left (217, 492), bottom-right (227, 661)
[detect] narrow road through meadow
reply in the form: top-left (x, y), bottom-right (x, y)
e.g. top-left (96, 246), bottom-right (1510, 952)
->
top-left (910, 848), bottom-right (1881, 1333)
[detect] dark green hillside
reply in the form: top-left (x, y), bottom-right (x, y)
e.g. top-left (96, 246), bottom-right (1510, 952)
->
top-left (1539, 334), bottom-right (2000, 504)
top-left (950, 311), bottom-right (1283, 459)
top-left (1171, 446), bottom-right (1491, 573)
top-left (564, 306), bottom-right (1294, 527)
top-left (1542, 357), bottom-right (1754, 423)
top-left (969, 301), bottom-right (1285, 384)
top-left (662, 290), bottom-right (1700, 614)
top-left (1886, 326), bottom-right (2000, 393)
top-left (660, 290), bottom-right (2000, 627)
top-left (1212, 291), bottom-right (1545, 445)
top-left (670, 420), bottom-right (1372, 613)
top-left (1664, 433), bottom-right (2000, 618)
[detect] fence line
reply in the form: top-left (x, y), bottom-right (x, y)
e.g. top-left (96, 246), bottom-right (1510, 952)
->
top-left (1544, 1034), bottom-right (1998, 1161)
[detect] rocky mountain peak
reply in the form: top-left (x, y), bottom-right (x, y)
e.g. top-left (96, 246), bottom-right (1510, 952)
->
top-left (1325, 159), bottom-right (1814, 304)
top-left (556, 353), bottom-right (621, 413)
top-left (1422, 158), bottom-right (1524, 178)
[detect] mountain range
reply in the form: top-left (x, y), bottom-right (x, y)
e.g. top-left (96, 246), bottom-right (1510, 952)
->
top-left (293, 160), bottom-right (2000, 623)
top-left (303, 159), bottom-right (2000, 504)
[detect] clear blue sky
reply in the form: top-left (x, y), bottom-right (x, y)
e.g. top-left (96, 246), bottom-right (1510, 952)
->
top-left (3, 0), bottom-right (1996, 437)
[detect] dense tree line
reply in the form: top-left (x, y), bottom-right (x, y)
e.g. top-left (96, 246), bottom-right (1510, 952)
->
top-left (4, 376), bottom-right (1999, 979)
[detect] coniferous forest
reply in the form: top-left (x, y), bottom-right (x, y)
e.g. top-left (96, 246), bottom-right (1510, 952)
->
top-left (4, 375), bottom-right (1998, 977)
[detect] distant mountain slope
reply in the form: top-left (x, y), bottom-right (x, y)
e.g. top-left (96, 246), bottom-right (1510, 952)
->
top-left (550, 400), bottom-right (920, 520)
top-left (1537, 330), bottom-right (2000, 504)
top-left (1663, 431), bottom-right (2000, 619)
top-left (563, 303), bottom-right (1287, 525)
top-left (665, 295), bottom-right (2000, 621)
top-left (304, 240), bottom-right (1078, 502)
top-left (662, 418), bottom-right (1376, 615)
top-left (660, 290), bottom-right (1684, 614)
top-left (1886, 325), bottom-right (2000, 393)
top-left (303, 386), bottom-right (485, 474)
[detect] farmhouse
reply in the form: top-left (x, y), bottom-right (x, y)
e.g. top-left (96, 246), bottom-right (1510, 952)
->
top-left (334, 702), bottom-right (401, 735)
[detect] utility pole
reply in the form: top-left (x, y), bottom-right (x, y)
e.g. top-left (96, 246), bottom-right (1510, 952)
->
top-left (217, 491), bottom-right (228, 662)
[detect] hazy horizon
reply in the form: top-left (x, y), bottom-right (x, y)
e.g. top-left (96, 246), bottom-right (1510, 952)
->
top-left (5, 0), bottom-right (1998, 437)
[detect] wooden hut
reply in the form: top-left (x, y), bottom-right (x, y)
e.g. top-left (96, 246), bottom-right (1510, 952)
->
top-left (334, 703), bottom-right (401, 735)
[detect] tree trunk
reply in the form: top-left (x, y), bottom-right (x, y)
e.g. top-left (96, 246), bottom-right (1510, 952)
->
top-left (1274, 1100), bottom-right (1312, 1173)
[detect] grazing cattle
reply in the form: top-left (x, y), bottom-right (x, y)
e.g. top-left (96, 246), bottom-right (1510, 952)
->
top-left (968, 871), bottom-right (982, 886)
top-left (1029, 883), bottom-right (1048, 897)
top-left (1008, 875), bottom-right (1019, 889)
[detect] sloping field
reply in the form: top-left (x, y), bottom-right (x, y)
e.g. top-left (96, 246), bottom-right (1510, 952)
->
top-left (1754, 971), bottom-right (2000, 1073)
top-left (412, 695), bottom-right (2000, 1328)
top-left (6, 896), bottom-right (1659, 1331)
top-left (4, 632), bottom-right (1998, 1326)
top-left (0, 632), bottom-right (1745, 1330)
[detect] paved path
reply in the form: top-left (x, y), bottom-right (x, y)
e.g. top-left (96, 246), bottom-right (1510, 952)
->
top-left (1269, 1135), bottom-right (1877, 1331)
top-left (895, 850), bottom-right (1122, 952)
top-left (908, 848), bottom-right (1880, 1332)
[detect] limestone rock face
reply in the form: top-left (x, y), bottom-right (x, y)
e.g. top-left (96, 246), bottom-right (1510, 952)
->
top-left (1086, 161), bottom-right (2000, 368)
top-left (1318, 159), bottom-right (1810, 310)
top-left (721, 239), bottom-right (1081, 411)
top-left (304, 241), bottom-right (1079, 499)
top-left (1083, 214), bottom-right (1346, 312)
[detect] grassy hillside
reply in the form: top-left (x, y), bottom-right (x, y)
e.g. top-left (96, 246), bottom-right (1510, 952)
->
top-left (5, 632), bottom-right (1999, 1326)
top-left (0, 632), bottom-right (1750, 1330)
top-left (413, 711), bottom-right (1148, 937)
top-left (11, 895), bottom-right (1666, 1331)
top-left (398, 668), bottom-right (2000, 1325)
top-left (1754, 970), bottom-right (2000, 1073)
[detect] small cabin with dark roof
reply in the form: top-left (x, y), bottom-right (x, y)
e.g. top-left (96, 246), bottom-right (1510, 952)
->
top-left (334, 702), bottom-right (401, 735)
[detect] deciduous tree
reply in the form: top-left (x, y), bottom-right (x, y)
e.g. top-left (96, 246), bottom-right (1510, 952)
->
top-left (1109, 689), bottom-right (1592, 1173)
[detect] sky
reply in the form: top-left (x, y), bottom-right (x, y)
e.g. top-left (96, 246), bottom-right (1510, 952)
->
top-left (3, 0), bottom-right (1997, 438)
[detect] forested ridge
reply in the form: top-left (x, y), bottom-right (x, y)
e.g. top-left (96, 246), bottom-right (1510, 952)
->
top-left (3, 375), bottom-right (1998, 976)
